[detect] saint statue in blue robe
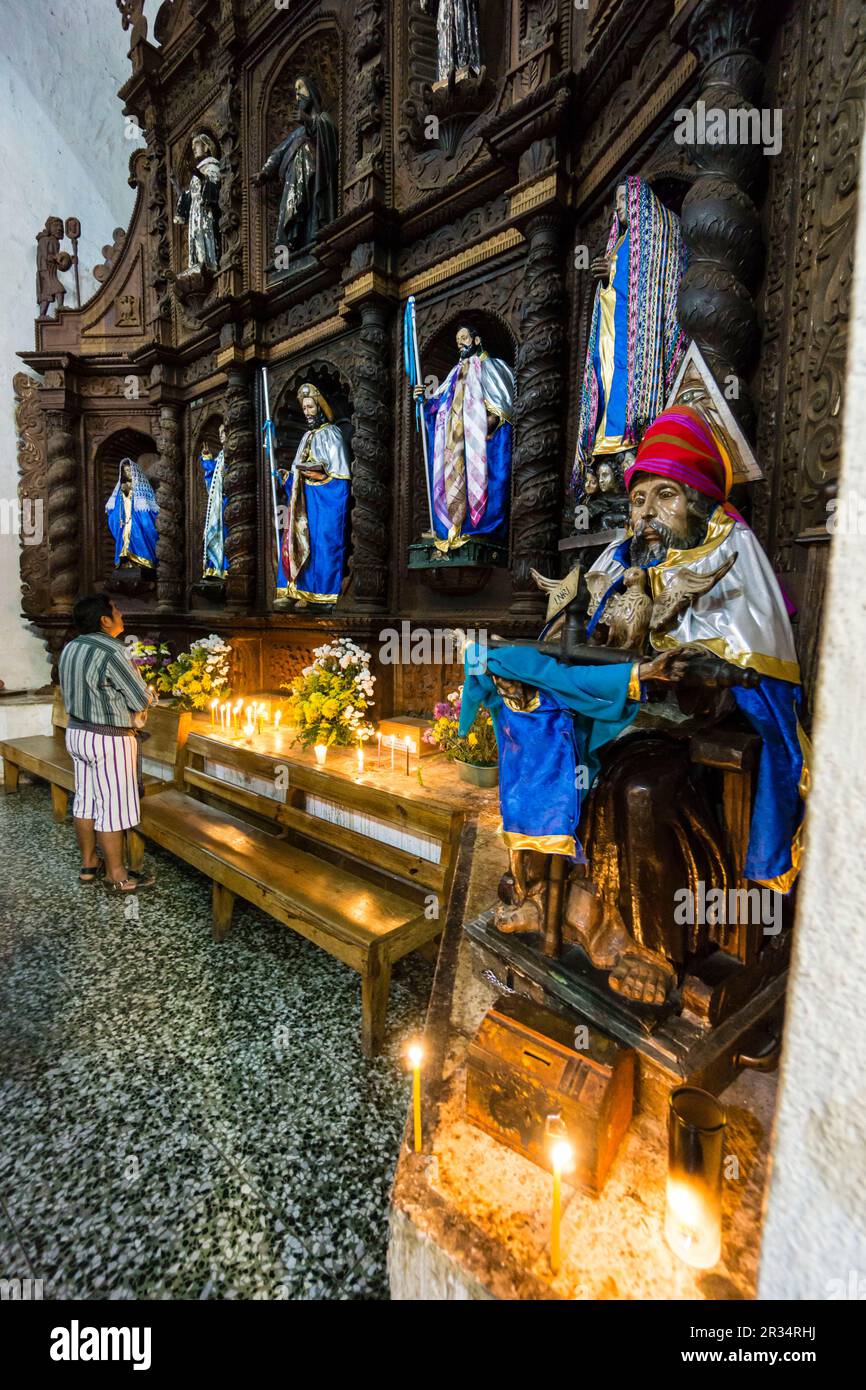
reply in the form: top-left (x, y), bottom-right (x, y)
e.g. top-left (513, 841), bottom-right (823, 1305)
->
top-left (106, 458), bottom-right (159, 570)
top-left (277, 384), bottom-right (351, 608)
top-left (201, 424), bottom-right (228, 580)
top-left (414, 324), bottom-right (514, 551)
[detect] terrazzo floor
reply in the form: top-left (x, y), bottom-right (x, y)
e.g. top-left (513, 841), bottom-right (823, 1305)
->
top-left (0, 784), bottom-right (434, 1300)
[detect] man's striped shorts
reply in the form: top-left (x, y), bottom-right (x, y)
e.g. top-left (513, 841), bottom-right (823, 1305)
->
top-left (65, 727), bottom-right (141, 832)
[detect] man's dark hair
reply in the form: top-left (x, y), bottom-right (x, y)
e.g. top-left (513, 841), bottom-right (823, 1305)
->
top-left (457, 323), bottom-right (483, 344)
top-left (73, 593), bottom-right (113, 634)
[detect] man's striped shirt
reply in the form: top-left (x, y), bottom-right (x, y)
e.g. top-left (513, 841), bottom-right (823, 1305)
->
top-left (58, 633), bottom-right (151, 728)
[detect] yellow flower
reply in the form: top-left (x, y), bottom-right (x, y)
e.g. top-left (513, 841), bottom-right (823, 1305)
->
top-left (468, 733), bottom-right (478, 747)
top-left (322, 698), bottom-right (339, 719)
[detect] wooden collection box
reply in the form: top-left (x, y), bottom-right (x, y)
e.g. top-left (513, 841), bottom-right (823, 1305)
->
top-left (465, 995), bottom-right (635, 1196)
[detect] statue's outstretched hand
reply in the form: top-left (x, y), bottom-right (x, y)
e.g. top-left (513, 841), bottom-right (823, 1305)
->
top-left (638, 650), bottom-right (690, 684)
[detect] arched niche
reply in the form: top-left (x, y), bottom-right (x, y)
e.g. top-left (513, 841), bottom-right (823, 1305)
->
top-left (268, 362), bottom-right (354, 603)
top-left (258, 23), bottom-right (343, 282)
top-left (412, 309), bottom-right (517, 544)
top-left (95, 427), bottom-right (158, 580)
top-left (189, 412), bottom-right (225, 583)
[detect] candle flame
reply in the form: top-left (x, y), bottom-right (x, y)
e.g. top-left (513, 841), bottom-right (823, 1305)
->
top-left (551, 1139), bottom-right (574, 1175)
top-left (407, 1042), bottom-right (423, 1069)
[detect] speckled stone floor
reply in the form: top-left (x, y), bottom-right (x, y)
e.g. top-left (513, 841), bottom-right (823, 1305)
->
top-left (0, 784), bottom-right (434, 1300)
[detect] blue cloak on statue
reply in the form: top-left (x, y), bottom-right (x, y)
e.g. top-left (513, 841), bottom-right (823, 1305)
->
top-left (105, 457), bottom-right (159, 569)
top-left (201, 447), bottom-right (228, 578)
top-left (278, 412), bottom-right (351, 604)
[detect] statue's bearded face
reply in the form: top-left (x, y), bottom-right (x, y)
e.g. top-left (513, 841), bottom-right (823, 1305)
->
top-left (301, 395), bottom-right (320, 425)
top-left (615, 183), bottom-right (628, 229)
top-left (628, 474), bottom-right (712, 564)
top-left (192, 138), bottom-right (206, 160)
top-left (456, 327), bottom-right (482, 359)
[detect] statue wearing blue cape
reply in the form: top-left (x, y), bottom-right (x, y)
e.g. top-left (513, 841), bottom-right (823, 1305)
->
top-left (417, 325), bottom-right (514, 550)
top-left (201, 425), bottom-right (228, 579)
top-left (460, 406), bottom-right (810, 1005)
top-left (105, 458), bottom-right (159, 570)
top-left (277, 384), bottom-right (351, 607)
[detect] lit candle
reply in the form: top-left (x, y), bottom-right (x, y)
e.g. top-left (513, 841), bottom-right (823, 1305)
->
top-left (210, 698), bottom-right (218, 729)
top-left (664, 1087), bottom-right (725, 1271)
top-left (550, 1139), bottom-right (573, 1275)
top-left (274, 710), bottom-right (282, 731)
top-left (389, 736), bottom-right (395, 772)
top-left (376, 731), bottom-right (382, 767)
top-left (357, 744), bottom-right (364, 776)
top-left (314, 744), bottom-right (327, 766)
top-left (407, 1042), bottom-right (423, 1152)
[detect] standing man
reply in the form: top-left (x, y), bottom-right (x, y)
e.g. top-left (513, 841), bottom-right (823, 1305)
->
top-left (58, 595), bottom-right (156, 894)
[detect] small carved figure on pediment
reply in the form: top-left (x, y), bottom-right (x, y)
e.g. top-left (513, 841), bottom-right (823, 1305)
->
top-left (36, 217), bottom-right (74, 319)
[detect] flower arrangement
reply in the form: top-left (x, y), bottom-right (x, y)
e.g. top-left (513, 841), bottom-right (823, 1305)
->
top-left (124, 634), bottom-right (171, 687)
top-left (281, 637), bottom-right (375, 749)
top-left (156, 633), bottom-right (232, 711)
top-left (423, 687), bottom-right (498, 768)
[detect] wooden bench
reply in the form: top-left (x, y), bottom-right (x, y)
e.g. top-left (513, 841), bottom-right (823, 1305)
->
top-left (127, 732), bottom-right (465, 1056)
top-left (0, 689), bottom-right (191, 820)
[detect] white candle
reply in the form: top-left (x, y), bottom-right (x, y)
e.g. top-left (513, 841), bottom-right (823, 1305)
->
top-left (314, 744), bottom-right (327, 767)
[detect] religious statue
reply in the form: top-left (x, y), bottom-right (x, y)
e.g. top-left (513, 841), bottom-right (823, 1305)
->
top-left (276, 384), bottom-right (351, 609)
top-left (105, 458), bottom-right (159, 571)
top-left (580, 455), bottom-right (632, 533)
top-left (420, 0), bottom-right (483, 86)
top-left (573, 176), bottom-right (688, 516)
top-left (173, 133), bottom-right (221, 274)
top-left (413, 324), bottom-right (514, 551)
top-left (36, 216), bottom-right (73, 318)
top-left (462, 406), bottom-right (808, 1007)
top-left (201, 424), bottom-right (228, 581)
top-left (252, 76), bottom-right (339, 262)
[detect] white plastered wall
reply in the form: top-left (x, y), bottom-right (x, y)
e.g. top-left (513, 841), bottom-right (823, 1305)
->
top-left (758, 151), bottom-right (866, 1298)
top-left (0, 0), bottom-right (139, 690)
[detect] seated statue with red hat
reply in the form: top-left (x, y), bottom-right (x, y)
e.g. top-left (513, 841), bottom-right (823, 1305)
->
top-left (459, 404), bottom-right (809, 1009)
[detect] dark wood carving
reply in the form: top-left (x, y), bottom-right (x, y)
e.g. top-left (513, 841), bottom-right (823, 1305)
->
top-left (511, 207), bottom-right (567, 615)
top-left (45, 409), bottom-right (79, 612)
top-left (154, 402), bottom-right (183, 610)
top-left (14, 373), bottom-right (49, 619)
top-left (676, 0), bottom-right (765, 439)
top-left (223, 366), bottom-right (257, 610)
top-left (350, 299), bottom-right (392, 609)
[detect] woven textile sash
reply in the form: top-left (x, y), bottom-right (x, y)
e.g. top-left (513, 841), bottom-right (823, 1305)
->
top-left (433, 355), bottom-right (489, 538)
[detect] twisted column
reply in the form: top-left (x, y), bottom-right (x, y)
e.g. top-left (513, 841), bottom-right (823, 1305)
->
top-left (350, 301), bottom-right (392, 609)
top-left (677, 0), bottom-right (765, 437)
top-left (223, 366), bottom-right (257, 609)
top-left (153, 402), bottom-right (183, 610)
top-left (511, 210), bottom-right (567, 614)
top-left (45, 410), bottom-right (79, 611)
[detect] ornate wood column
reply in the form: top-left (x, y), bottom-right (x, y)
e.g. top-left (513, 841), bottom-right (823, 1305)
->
top-left (153, 402), bottom-right (183, 611)
top-left (674, 0), bottom-right (765, 437)
top-left (223, 365), bottom-right (257, 610)
top-left (44, 409), bottom-right (79, 612)
top-left (349, 296), bottom-right (392, 611)
top-left (511, 206), bottom-right (567, 615)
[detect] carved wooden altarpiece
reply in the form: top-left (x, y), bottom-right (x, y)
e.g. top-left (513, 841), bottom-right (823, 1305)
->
top-left (13, 0), bottom-right (864, 717)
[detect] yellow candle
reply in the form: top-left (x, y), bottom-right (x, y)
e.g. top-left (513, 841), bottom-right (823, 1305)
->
top-left (408, 1042), bottom-right (423, 1152)
top-left (550, 1139), bottom-right (573, 1275)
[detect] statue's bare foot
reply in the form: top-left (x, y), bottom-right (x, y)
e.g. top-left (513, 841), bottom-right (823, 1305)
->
top-left (608, 953), bottom-right (674, 1007)
top-left (494, 896), bottom-right (544, 935)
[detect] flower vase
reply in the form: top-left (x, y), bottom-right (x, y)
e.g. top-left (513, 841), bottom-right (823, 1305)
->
top-left (455, 759), bottom-right (498, 789)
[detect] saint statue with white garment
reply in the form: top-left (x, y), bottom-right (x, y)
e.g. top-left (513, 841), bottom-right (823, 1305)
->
top-left (173, 133), bottom-right (221, 274)
top-left (106, 458), bottom-right (159, 571)
top-left (413, 324), bottom-right (514, 552)
top-left (200, 423), bottom-right (228, 580)
top-left (277, 385), bottom-right (351, 609)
